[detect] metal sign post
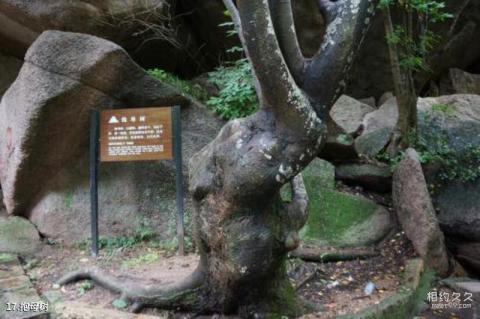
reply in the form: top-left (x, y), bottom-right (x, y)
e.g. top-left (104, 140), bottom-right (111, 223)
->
top-left (89, 110), bottom-right (100, 257)
top-left (89, 106), bottom-right (185, 257)
top-left (172, 106), bottom-right (185, 256)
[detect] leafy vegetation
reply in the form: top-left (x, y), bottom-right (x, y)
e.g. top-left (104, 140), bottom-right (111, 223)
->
top-left (379, 0), bottom-right (452, 72)
top-left (206, 59), bottom-right (258, 119)
top-left (431, 103), bottom-right (456, 116)
top-left (205, 11), bottom-right (258, 120)
top-left (77, 280), bottom-right (93, 296)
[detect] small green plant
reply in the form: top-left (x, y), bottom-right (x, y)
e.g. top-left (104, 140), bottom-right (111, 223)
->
top-left (207, 59), bottom-right (258, 119)
top-left (204, 10), bottom-right (258, 120)
top-left (431, 103), bottom-right (456, 116)
top-left (77, 280), bottom-right (93, 296)
top-left (375, 150), bottom-right (405, 171)
top-left (147, 68), bottom-right (209, 102)
top-left (112, 298), bottom-right (128, 309)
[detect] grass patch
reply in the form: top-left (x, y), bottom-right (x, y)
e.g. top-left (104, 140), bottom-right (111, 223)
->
top-left (431, 103), bottom-right (456, 116)
top-left (122, 252), bottom-right (159, 268)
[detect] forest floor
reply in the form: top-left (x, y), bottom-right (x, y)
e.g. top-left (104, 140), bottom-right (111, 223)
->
top-left (19, 230), bottom-right (433, 318)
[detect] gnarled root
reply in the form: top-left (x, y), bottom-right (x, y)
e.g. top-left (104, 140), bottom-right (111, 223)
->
top-left (290, 247), bottom-right (379, 263)
top-left (57, 263), bottom-right (206, 313)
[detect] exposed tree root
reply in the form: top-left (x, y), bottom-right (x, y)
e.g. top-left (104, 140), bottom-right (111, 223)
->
top-left (57, 263), bottom-right (206, 312)
top-left (290, 247), bottom-right (379, 263)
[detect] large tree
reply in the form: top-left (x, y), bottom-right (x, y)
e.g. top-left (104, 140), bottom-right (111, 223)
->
top-left (59, 0), bottom-right (376, 316)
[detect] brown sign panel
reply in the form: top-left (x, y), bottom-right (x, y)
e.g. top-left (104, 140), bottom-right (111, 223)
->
top-left (100, 107), bottom-right (173, 162)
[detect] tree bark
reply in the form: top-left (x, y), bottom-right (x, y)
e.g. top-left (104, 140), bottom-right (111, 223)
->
top-left (382, 4), bottom-right (417, 153)
top-left (58, 0), bottom-right (377, 316)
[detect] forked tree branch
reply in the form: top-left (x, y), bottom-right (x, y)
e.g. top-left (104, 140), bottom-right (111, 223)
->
top-left (235, 0), bottom-right (322, 133)
top-left (304, 0), bottom-right (377, 114)
top-left (270, 0), bottom-right (306, 83)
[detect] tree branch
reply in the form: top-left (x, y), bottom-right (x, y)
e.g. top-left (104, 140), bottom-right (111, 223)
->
top-left (270, 0), bottom-right (306, 83)
top-left (303, 0), bottom-right (377, 114)
top-left (236, 0), bottom-right (322, 134)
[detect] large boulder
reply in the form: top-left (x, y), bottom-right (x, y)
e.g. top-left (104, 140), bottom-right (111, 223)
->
top-left (300, 159), bottom-right (393, 247)
top-left (417, 94), bottom-right (480, 156)
top-left (393, 149), bottom-right (450, 277)
top-left (0, 30), bottom-right (185, 216)
top-left (416, 94), bottom-right (480, 276)
top-left (0, 216), bottom-right (41, 254)
top-left (0, 31), bottom-right (224, 243)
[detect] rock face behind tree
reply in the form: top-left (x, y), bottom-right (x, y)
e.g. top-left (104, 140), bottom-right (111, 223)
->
top-left (0, 30), bottom-right (184, 216)
top-left (0, 31), bottom-right (224, 243)
top-left (393, 148), bottom-right (450, 277)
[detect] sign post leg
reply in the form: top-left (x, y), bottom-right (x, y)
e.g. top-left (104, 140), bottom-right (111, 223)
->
top-left (90, 110), bottom-right (100, 257)
top-left (172, 106), bottom-right (185, 256)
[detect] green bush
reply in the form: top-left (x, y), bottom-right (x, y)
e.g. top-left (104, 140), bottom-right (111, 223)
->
top-left (206, 59), bottom-right (258, 120)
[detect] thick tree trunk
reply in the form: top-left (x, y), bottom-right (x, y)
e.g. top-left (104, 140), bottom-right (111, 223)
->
top-left (58, 0), bottom-right (376, 316)
top-left (188, 108), bottom-right (322, 316)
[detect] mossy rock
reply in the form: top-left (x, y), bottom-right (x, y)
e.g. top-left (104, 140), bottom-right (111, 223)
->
top-left (0, 216), bottom-right (41, 255)
top-left (300, 159), bottom-right (392, 247)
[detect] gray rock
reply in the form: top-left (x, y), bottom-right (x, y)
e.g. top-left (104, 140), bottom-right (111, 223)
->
top-left (329, 95), bottom-right (375, 135)
top-left (0, 31), bottom-right (185, 217)
top-left (440, 68), bottom-right (480, 95)
top-left (355, 126), bottom-right (394, 158)
top-left (335, 163), bottom-right (392, 193)
top-left (417, 94), bottom-right (480, 156)
top-left (354, 96), bottom-right (398, 157)
top-left (0, 216), bottom-right (41, 255)
top-left (392, 148), bottom-right (450, 277)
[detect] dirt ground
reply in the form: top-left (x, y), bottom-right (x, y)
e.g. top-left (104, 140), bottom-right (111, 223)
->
top-left (19, 230), bottom-right (426, 318)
